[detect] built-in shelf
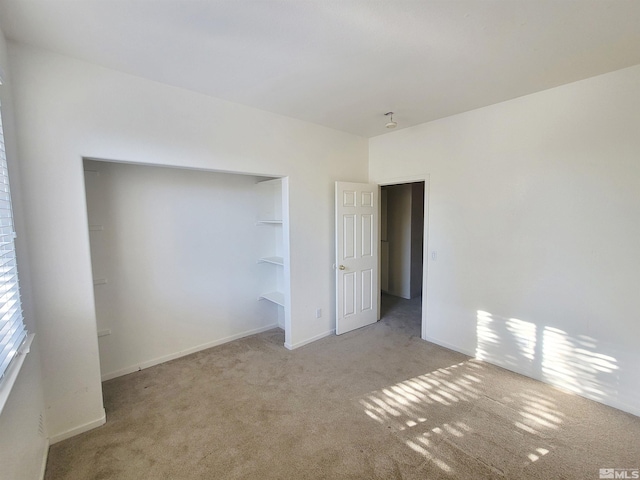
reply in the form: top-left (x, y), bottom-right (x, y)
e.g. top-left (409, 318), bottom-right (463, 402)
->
top-left (256, 177), bottom-right (286, 328)
top-left (258, 256), bottom-right (284, 266)
top-left (259, 291), bottom-right (285, 307)
top-left (256, 219), bottom-right (282, 225)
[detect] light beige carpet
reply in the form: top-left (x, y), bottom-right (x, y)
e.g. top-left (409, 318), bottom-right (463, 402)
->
top-left (45, 295), bottom-right (640, 479)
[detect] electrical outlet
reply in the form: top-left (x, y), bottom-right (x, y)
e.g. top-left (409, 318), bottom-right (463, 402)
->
top-left (315, 308), bottom-right (322, 319)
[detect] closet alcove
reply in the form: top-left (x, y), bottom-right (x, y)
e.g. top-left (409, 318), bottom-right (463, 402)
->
top-left (83, 159), bottom-right (290, 380)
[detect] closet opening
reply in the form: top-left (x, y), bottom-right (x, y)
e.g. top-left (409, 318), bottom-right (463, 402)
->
top-left (82, 159), bottom-right (290, 381)
top-left (379, 181), bottom-right (425, 337)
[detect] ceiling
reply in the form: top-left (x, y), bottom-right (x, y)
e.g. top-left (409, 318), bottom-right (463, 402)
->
top-left (1, 0), bottom-right (640, 138)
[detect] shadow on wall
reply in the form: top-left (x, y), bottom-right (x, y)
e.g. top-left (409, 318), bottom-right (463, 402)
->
top-left (475, 310), bottom-right (620, 406)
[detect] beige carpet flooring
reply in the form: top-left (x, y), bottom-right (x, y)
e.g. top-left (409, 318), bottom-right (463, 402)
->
top-left (45, 294), bottom-right (640, 479)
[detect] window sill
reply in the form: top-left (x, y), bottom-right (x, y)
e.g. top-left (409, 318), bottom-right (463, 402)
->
top-left (0, 333), bottom-right (35, 417)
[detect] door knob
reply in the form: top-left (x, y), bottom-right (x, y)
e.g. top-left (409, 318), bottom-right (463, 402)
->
top-left (339, 265), bottom-right (346, 270)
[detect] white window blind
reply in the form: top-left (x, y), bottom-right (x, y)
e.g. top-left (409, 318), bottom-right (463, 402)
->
top-left (0, 101), bottom-right (27, 382)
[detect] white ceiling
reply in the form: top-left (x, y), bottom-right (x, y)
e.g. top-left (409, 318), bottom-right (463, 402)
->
top-left (1, 0), bottom-right (640, 137)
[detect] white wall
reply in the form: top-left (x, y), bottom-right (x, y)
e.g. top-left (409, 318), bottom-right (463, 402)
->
top-left (84, 161), bottom-right (281, 380)
top-left (370, 64), bottom-right (640, 416)
top-left (0, 29), bottom-right (48, 480)
top-left (380, 189), bottom-right (389, 292)
top-left (8, 42), bottom-right (368, 442)
top-left (385, 184), bottom-right (412, 298)
top-left (0, 345), bottom-right (48, 480)
top-left (409, 182), bottom-right (424, 299)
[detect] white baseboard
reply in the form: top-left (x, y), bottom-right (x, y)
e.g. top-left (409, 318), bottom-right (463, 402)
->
top-left (285, 329), bottom-right (335, 350)
top-left (49, 409), bottom-right (106, 444)
top-left (424, 335), bottom-right (476, 357)
top-left (101, 324), bottom-right (278, 381)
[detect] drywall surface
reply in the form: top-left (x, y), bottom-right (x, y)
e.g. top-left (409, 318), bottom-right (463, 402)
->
top-left (84, 161), bottom-right (280, 379)
top-left (8, 43), bottom-right (368, 440)
top-left (0, 342), bottom-right (48, 479)
top-left (0, 27), bottom-right (48, 478)
top-left (380, 189), bottom-right (389, 292)
top-left (409, 182), bottom-right (424, 299)
top-left (383, 183), bottom-right (424, 300)
top-left (385, 184), bottom-right (412, 299)
top-left (370, 64), bottom-right (640, 415)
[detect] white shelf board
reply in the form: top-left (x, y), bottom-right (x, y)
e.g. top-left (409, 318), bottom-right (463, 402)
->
top-left (256, 219), bottom-right (282, 225)
top-left (259, 291), bottom-right (285, 306)
top-left (259, 256), bottom-right (284, 266)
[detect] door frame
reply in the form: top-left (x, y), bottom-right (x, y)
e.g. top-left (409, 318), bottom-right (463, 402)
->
top-left (376, 174), bottom-right (430, 341)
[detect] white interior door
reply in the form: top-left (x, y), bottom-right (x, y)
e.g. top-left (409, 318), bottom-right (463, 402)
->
top-left (335, 181), bottom-right (379, 335)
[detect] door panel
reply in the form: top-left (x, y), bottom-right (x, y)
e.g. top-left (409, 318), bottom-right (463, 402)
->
top-left (362, 214), bottom-right (373, 257)
top-left (336, 181), bottom-right (379, 335)
top-left (343, 271), bottom-right (356, 317)
top-left (361, 269), bottom-right (373, 311)
top-left (343, 214), bottom-right (356, 259)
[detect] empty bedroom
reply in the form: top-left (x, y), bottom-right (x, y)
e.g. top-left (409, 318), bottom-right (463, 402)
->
top-left (0, 1), bottom-right (639, 479)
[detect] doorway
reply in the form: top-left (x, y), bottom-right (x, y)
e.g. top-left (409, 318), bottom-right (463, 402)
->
top-left (379, 181), bottom-right (426, 336)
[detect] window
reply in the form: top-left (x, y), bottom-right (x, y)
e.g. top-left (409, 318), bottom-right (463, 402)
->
top-left (0, 99), bottom-right (28, 385)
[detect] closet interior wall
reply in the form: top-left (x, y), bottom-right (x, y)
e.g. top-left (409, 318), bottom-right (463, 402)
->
top-left (83, 159), bottom-right (284, 380)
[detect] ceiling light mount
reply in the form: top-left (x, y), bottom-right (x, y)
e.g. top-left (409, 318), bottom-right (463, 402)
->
top-left (384, 112), bottom-right (397, 129)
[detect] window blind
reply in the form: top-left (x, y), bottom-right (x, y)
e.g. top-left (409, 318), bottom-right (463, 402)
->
top-left (0, 102), bottom-right (27, 382)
